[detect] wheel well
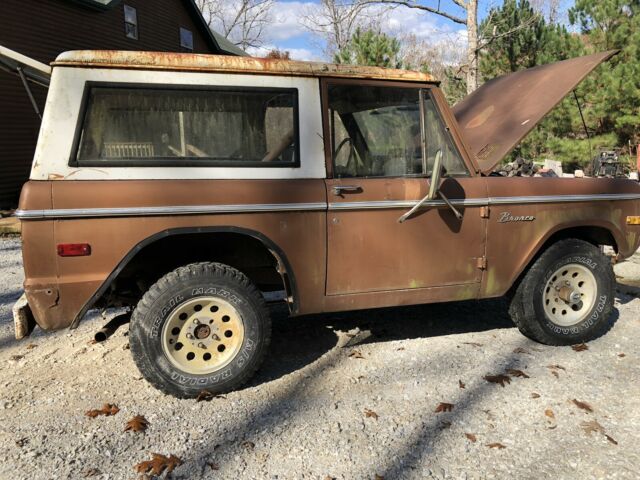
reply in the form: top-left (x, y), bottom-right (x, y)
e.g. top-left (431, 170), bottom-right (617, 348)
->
top-left (95, 230), bottom-right (294, 311)
top-left (508, 225), bottom-right (617, 297)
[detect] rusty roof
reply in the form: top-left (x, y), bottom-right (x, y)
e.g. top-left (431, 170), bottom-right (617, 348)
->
top-left (52, 50), bottom-right (436, 82)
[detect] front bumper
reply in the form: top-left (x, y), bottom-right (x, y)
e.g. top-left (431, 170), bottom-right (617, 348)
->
top-left (12, 293), bottom-right (36, 339)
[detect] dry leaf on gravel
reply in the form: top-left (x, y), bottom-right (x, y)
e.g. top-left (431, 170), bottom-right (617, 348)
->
top-left (463, 342), bottom-right (483, 347)
top-left (458, 379), bottom-right (466, 389)
top-left (572, 399), bottom-right (593, 413)
top-left (375, 475), bottom-right (384, 480)
top-left (506, 369), bottom-right (530, 378)
top-left (531, 393), bottom-right (541, 399)
top-left (605, 434), bottom-right (618, 445)
top-left (465, 433), bottom-right (477, 443)
top-left (486, 443), bottom-right (506, 449)
top-left (364, 408), bottom-right (379, 420)
top-left (26, 344), bottom-right (38, 350)
top-left (545, 409), bottom-right (555, 419)
top-left (9, 354), bottom-right (23, 362)
top-left (572, 343), bottom-right (589, 352)
top-left (85, 403), bottom-right (119, 418)
top-left (15, 437), bottom-right (28, 447)
top-left (124, 415), bottom-right (149, 432)
top-left (484, 374), bottom-right (511, 387)
top-left (348, 350), bottom-right (365, 359)
top-left (435, 402), bottom-right (454, 413)
top-left (581, 420), bottom-right (605, 435)
top-left (242, 441), bottom-right (255, 450)
top-left (618, 353), bottom-right (626, 358)
top-left (396, 347), bottom-right (405, 351)
top-left (196, 390), bottom-right (226, 402)
top-left (134, 453), bottom-right (182, 476)
top-left (513, 347), bottom-right (531, 355)
top-left (547, 365), bottom-right (566, 378)
top-left (83, 468), bottom-right (101, 477)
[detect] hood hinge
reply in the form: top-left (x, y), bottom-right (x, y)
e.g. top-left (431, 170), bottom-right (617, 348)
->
top-left (476, 256), bottom-right (488, 270)
top-left (480, 206), bottom-right (490, 218)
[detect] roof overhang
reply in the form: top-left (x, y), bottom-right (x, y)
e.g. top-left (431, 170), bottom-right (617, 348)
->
top-left (0, 45), bottom-right (51, 87)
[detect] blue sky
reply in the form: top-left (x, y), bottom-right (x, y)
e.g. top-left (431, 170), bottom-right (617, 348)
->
top-left (246, 0), bottom-right (492, 60)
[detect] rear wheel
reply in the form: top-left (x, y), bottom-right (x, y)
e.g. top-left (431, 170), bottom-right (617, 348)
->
top-left (508, 239), bottom-right (615, 345)
top-left (129, 262), bottom-right (270, 398)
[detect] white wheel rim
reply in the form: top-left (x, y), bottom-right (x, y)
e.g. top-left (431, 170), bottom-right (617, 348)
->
top-left (161, 296), bottom-right (244, 375)
top-left (542, 264), bottom-right (597, 327)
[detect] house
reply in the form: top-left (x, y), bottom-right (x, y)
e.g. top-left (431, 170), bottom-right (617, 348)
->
top-left (0, 0), bottom-right (244, 208)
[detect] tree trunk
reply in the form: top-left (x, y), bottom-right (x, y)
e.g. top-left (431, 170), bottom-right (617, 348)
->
top-left (465, 0), bottom-right (479, 93)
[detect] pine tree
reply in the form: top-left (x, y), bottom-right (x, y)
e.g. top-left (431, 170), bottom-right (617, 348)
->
top-left (334, 28), bottom-right (402, 69)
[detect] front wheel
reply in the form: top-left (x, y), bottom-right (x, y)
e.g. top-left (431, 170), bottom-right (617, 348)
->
top-left (508, 239), bottom-right (616, 345)
top-left (129, 262), bottom-right (271, 398)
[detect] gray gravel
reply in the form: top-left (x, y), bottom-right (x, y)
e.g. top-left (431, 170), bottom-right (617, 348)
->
top-left (0, 236), bottom-right (639, 480)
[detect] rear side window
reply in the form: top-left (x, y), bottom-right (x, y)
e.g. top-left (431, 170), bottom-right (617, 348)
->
top-left (74, 86), bottom-right (299, 167)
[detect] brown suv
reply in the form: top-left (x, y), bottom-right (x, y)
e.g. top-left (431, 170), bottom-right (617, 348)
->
top-left (9, 48), bottom-right (640, 398)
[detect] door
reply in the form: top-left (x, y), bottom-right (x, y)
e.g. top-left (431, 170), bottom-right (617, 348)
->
top-left (323, 81), bottom-right (487, 296)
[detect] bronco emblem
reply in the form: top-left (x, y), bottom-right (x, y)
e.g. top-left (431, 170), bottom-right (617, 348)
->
top-left (498, 212), bottom-right (535, 223)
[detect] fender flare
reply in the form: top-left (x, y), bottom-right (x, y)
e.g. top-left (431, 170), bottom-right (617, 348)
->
top-left (70, 226), bottom-right (298, 328)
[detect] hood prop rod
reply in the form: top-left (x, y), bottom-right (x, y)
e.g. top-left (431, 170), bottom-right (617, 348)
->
top-left (573, 89), bottom-right (592, 161)
top-left (16, 66), bottom-right (42, 120)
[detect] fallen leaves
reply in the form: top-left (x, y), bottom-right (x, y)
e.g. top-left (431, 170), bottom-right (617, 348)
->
top-left (458, 379), bottom-right (466, 389)
top-left (544, 409), bottom-right (555, 419)
top-left (348, 350), bottom-right (365, 359)
top-left (547, 365), bottom-right (566, 378)
top-left (435, 402), bottom-right (454, 413)
top-left (364, 408), bottom-right (379, 420)
top-left (580, 420), bottom-right (617, 444)
top-left (462, 342), bottom-right (483, 348)
top-left (486, 442), bottom-right (506, 449)
top-left (196, 390), bottom-right (226, 402)
top-left (572, 399), bottom-right (593, 413)
top-left (531, 392), bottom-right (541, 399)
top-left (571, 343), bottom-right (589, 352)
top-left (124, 415), bottom-right (149, 433)
top-left (134, 453), bottom-right (183, 476)
top-left (9, 354), bottom-right (24, 362)
top-left (484, 374), bottom-right (511, 387)
top-left (618, 353), bottom-right (626, 358)
top-left (85, 403), bottom-right (119, 418)
top-left (506, 369), bottom-right (530, 379)
top-left (465, 433), bottom-right (477, 443)
top-left (26, 343), bottom-right (38, 350)
top-left (513, 347), bottom-right (531, 355)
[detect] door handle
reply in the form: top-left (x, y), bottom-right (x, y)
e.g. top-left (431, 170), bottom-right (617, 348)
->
top-left (332, 185), bottom-right (361, 196)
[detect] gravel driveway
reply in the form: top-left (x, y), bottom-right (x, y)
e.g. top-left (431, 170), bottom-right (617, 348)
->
top-left (0, 237), bottom-right (639, 480)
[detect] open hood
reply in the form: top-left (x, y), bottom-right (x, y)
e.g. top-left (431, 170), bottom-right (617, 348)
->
top-left (452, 51), bottom-right (618, 174)
top-left (0, 45), bottom-right (51, 87)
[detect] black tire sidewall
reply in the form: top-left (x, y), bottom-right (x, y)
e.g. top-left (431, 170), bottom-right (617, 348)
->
top-left (526, 243), bottom-right (614, 343)
top-left (131, 267), bottom-right (267, 397)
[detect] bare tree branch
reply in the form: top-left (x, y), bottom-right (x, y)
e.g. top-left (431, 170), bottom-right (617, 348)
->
top-left (360, 0), bottom-right (467, 24)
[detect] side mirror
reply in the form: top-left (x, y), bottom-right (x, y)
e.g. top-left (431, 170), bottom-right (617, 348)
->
top-left (427, 150), bottom-right (443, 200)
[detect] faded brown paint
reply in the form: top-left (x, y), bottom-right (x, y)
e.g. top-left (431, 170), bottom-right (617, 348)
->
top-left (19, 174), bottom-right (640, 331)
top-left (453, 51), bottom-right (618, 174)
top-left (53, 50), bottom-right (436, 83)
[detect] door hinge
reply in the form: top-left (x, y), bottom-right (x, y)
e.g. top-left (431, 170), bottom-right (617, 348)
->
top-left (476, 256), bottom-right (488, 270)
top-left (480, 206), bottom-right (490, 218)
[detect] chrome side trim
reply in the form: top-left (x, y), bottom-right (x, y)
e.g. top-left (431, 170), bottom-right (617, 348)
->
top-left (14, 193), bottom-right (640, 219)
top-left (14, 202), bottom-right (328, 219)
top-left (329, 193), bottom-right (640, 211)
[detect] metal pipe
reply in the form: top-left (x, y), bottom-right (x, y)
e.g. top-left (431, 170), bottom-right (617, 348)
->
top-left (16, 66), bottom-right (42, 120)
top-left (94, 312), bottom-right (131, 343)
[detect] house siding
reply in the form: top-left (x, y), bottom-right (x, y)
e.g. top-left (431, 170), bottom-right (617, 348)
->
top-left (0, 0), bottom-right (219, 207)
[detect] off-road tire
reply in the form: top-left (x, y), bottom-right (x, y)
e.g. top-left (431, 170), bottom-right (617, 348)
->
top-left (508, 239), bottom-right (616, 345)
top-left (129, 262), bottom-right (271, 398)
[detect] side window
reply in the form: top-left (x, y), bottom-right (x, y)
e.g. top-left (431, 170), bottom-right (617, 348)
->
top-left (180, 27), bottom-right (193, 51)
top-left (423, 94), bottom-right (468, 177)
top-left (327, 84), bottom-right (468, 178)
top-left (328, 85), bottom-right (422, 178)
top-left (74, 86), bottom-right (299, 167)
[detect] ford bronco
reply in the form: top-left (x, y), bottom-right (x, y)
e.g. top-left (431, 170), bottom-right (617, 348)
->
top-left (7, 48), bottom-right (640, 398)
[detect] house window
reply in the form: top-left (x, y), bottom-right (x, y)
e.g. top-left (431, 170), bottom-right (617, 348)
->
top-left (74, 86), bottom-right (300, 168)
top-left (124, 5), bottom-right (138, 40)
top-left (180, 27), bottom-right (194, 51)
